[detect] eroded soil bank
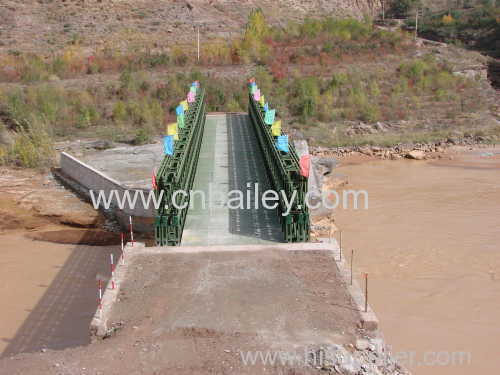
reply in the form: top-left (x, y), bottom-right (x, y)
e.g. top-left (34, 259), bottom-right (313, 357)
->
top-left (333, 147), bottom-right (500, 375)
top-left (0, 167), bottom-right (120, 356)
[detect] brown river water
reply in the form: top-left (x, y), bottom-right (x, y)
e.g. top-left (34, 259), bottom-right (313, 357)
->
top-left (334, 148), bottom-right (500, 374)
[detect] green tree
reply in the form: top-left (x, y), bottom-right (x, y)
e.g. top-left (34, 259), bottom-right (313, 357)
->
top-left (242, 9), bottom-right (269, 62)
top-left (389, 0), bottom-right (422, 17)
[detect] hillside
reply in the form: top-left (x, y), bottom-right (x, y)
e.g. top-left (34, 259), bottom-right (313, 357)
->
top-left (0, 0), bottom-right (381, 54)
top-left (417, 4), bottom-right (500, 58)
top-left (0, 4), bottom-right (498, 169)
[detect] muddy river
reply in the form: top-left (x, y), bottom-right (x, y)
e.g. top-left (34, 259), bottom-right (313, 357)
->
top-left (334, 148), bottom-right (500, 374)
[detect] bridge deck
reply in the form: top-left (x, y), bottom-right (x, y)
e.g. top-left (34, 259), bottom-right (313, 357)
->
top-left (182, 113), bottom-right (282, 246)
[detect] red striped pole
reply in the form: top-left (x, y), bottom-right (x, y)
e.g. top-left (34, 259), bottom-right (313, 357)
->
top-left (129, 216), bottom-right (134, 246)
top-left (110, 254), bottom-right (115, 290)
top-left (121, 233), bottom-right (125, 265)
top-left (98, 280), bottom-right (102, 312)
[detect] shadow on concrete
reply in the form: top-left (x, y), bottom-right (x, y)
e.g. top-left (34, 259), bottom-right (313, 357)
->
top-left (1, 227), bottom-right (121, 358)
top-left (227, 113), bottom-right (283, 243)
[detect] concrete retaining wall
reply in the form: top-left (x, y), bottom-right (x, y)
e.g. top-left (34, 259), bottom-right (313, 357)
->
top-left (59, 152), bottom-right (154, 231)
top-left (90, 242), bottom-right (142, 339)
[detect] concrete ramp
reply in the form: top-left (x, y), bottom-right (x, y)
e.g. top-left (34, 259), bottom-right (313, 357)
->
top-left (100, 242), bottom-right (364, 373)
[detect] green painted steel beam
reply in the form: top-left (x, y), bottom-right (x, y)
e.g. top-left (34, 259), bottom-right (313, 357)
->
top-left (248, 90), bottom-right (310, 242)
top-left (155, 88), bottom-right (207, 246)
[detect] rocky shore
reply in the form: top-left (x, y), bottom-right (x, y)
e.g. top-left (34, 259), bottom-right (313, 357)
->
top-left (311, 134), bottom-right (498, 161)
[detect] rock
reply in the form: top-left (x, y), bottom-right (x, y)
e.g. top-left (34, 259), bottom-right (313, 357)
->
top-left (0, 127), bottom-right (14, 146)
top-left (359, 146), bottom-right (373, 156)
top-left (86, 140), bottom-right (114, 150)
top-left (406, 150), bottom-right (426, 160)
top-left (373, 122), bottom-right (388, 132)
top-left (355, 339), bottom-right (370, 351)
top-left (339, 358), bottom-right (362, 375)
top-left (369, 338), bottom-right (384, 354)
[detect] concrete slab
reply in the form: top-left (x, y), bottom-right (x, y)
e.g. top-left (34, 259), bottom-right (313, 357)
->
top-left (80, 143), bottom-right (163, 189)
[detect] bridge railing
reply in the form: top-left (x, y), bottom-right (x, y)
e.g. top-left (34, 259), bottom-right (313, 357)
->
top-left (248, 84), bottom-right (310, 242)
top-left (155, 85), bottom-right (206, 246)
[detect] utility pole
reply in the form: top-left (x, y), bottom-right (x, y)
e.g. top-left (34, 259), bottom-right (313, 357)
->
top-left (382, 0), bottom-right (385, 22)
top-left (415, 7), bottom-right (419, 41)
top-left (197, 25), bottom-right (200, 62)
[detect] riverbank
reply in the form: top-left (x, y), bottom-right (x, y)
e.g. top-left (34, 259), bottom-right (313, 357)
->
top-left (0, 167), bottom-right (117, 357)
top-left (312, 139), bottom-right (499, 161)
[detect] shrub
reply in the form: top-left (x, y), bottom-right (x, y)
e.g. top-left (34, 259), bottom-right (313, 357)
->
top-left (254, 66), bottom-right (274, 94)
top-left (292, 77), bottom-right (320, 120)
top-left (442, 14), bottom-right (455, 25)
top-left (300, 18), bottom-right (323, 38)
top-left (226, 97), bottom-right (243, 112)
top-left (77, 106), bottom-right (100, 129)
top-left (317, 90), bottom-right (335, 122)
top-left (434, 71), bottom-right (456, 89)
top-left (9, 119), bottom-right (54, 168)
top-left (329, 72), bottom-right (348, 89)
top-left (113, 101), bottom-right (128, 123)
top-left (145, 53), bottom-right (170, 68)
top-left (360, 103), bottom-right (381, 122)
top-left (21, 55), bottom-right (50, 83)
top-left (399, 59), bottom-right (430, 81)
top-left (133, 126), bottom-right (153, 145)
top-left (171, 47), bottom-right (189, 66)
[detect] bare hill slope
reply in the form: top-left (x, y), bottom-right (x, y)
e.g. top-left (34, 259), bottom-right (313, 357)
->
top-left (0, 0), bottom-right (381, 53)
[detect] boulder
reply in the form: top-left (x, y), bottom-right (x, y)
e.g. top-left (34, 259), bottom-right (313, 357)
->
top-left (359, 146), bottom-right (373, 156)
top-left (406, 150), bottom-right (426, 160)
top-left (355, 339), bottom-right (370, 351)
top-left (0, 127), bottom-right (14, 146)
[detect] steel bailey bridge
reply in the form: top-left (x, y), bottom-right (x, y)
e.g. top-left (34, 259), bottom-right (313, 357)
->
top-left (154, 81), bottom-right (310, 246)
